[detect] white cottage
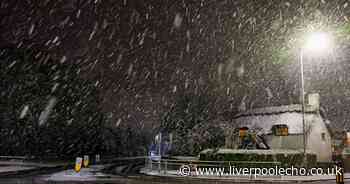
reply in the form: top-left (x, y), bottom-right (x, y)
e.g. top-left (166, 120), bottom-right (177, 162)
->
top-left (225, 94), bottom-right (332, 162)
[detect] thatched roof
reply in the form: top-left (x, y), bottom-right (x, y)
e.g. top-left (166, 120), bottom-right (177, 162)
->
top-left (232, 104), bottom-right (327, 135)
top-left (234, 104), bottom-right (318, 119)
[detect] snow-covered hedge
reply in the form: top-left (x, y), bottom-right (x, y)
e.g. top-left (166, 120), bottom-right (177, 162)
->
top-left (199, 149), bottom-right (317, 168)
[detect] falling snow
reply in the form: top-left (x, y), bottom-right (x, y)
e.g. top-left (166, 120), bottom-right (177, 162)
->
top-left (1, 0), bottom-right (350, 161)
top-left (173, 13), bottom-right (183, 28)
top-left (20, 105), bottom-right (29, 119)
top-left (39, 97), bottom-right (57, 126)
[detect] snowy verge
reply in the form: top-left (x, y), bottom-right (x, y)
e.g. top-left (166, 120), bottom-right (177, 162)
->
top-left (44, 165), bottom-right (107, 181)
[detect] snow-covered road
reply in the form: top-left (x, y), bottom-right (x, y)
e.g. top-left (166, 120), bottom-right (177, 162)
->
top-left (0, 160), bottom-right (51, 175)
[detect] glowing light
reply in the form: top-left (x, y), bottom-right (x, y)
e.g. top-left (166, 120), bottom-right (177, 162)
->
top-left (304, 32), bottom-right (332, 53)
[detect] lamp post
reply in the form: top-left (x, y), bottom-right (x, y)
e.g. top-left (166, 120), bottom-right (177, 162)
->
top-left (299, 48), bottom-right (307, 161)
top-left (300, 31), bottom-right (333, 164)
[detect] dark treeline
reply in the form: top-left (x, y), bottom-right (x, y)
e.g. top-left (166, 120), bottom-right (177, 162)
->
top-left (0, 47), bottom-right (149, 158)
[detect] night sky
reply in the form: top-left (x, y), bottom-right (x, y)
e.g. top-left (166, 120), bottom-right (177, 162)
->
top-left (2, 0), bottom-right (350, 131)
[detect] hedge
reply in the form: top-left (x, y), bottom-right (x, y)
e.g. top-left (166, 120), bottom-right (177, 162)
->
top-left (199, 149), bottom-right (317, 168)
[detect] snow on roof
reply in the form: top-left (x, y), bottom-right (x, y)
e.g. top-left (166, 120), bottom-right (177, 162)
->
top-left (232, 104), bottom-right (323, 134)
top-left (234, 104), bottom-right (318, 118)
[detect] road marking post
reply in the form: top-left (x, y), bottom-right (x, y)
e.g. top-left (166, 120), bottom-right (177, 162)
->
top-left (336, 161), bottom-right (344, 184)
top-left (336, 170), bottom-right (344, 184)
top-left (95, 154), bottom-right (100, 164)
top-left (83, 155), bottom-right (89, 168)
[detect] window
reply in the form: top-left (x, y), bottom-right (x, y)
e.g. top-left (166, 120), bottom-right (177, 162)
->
top-left (271, 124), bottom-right (289, 136)
top-left (239, 127), bottom-right (249, 137)
top-left (321, 133), bottom-right (326, 141)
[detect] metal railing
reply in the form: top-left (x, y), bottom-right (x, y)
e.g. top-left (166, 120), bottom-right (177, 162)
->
top-left (144, 157), bottom-right (282, 179)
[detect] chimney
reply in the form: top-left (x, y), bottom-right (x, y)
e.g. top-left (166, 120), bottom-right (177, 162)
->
top-left (307, 93), bottom-right (320, 110)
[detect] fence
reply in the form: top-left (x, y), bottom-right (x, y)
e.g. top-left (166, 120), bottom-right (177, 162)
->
top-left (144, 157), bottom-right (282, 179)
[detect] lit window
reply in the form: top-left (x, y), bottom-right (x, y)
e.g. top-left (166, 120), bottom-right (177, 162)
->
top-left (239, 127), bottom-right (249, 137)
top-left (272, 124), bottom-right (288, 136)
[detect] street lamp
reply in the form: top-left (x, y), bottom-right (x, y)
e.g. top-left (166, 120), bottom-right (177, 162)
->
top-left (304, 32), bottom-right (333, 53)
top-left (300, 31), bottom-right (333, 163)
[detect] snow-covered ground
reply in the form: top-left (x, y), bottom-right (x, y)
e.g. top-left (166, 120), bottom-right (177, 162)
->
top-left (0, 160), bottom-right (52, 174)
top-left (0, 166), bottom-right (36, 173)
top-left (43, 165), bottom-right (108, 182)
top-left (0, 160), bottom-right (54, 167)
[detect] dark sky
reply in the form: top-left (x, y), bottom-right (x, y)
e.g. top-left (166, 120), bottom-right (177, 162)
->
top-left (1, 0), bottom-right (350, 130)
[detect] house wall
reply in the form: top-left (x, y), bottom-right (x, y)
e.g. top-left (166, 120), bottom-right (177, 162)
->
top-left (224, 127), bottom-right (239, 149)
top-left (227, 112), bottom-right (332, 162)
top-left (306, 114), bottom-right (332, 162)
top-left (266, 134), bottom-right (303, 150)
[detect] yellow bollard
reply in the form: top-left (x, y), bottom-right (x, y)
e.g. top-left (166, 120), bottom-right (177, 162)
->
top-left (336, 166), bottom-right (344, 184)
top-left (75, 157), bottom-right (83, 172)
top-left (83, 155), bottom-right (89, 168)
